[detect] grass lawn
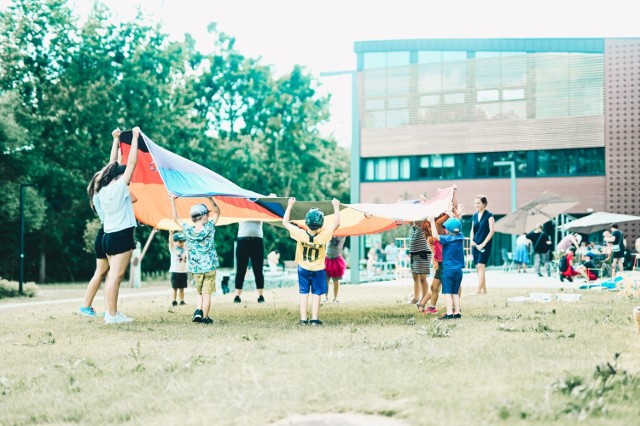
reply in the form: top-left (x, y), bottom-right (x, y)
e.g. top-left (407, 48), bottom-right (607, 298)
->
top-left (1, 282), bottom-right (639, 425)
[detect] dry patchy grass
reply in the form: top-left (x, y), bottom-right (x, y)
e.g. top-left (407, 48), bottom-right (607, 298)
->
top-left (1, 284), bottom-right (639, 425)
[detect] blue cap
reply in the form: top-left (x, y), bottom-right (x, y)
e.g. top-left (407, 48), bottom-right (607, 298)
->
top-left (172, 232), bottom-right (186, 242)
top-left (190, 203), bottom-right (210, 219)
top-left (585, 252), bottom-right (595, 258)
top-left (443, 217), bottom-right (462, 233)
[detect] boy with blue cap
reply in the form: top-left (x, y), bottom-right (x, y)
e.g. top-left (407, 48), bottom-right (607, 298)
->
top-left (428, 216), bottom-right (465, 319)
top-left (168, 230), bottom-right (188, 307)
top-left (169, 195), bottom-right (220, 324)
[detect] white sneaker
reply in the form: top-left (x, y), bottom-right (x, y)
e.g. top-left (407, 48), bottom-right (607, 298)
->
top-left (104, 312), bottom-right (134, 324)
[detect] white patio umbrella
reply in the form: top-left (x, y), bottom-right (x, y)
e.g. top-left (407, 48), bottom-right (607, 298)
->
top-left (557, 211), bottom-right (640, 234)
top-left (494, 192), bottom-right (579, 234)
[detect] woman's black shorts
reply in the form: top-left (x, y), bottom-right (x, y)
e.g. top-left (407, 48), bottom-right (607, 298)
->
top-left (95, 226), bottom-right (107, 260)
top-left (103, 227), bottom-right (136, 256)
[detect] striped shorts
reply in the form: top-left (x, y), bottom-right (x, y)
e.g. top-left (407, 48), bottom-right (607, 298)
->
top-left (410, 251), bottom-right (431, 275)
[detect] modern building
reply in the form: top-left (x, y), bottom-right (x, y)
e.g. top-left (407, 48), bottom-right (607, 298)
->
top-left (352, 38), bottom-right (640, 262)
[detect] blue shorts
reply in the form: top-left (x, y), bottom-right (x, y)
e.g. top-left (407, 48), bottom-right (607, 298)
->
top-left (297, 266), bottom-right (328, 295)
top-left (442, 269), bottom-right (463, 295)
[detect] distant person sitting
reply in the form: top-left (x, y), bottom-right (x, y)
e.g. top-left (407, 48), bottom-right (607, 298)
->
top-left (575, 252), bottom-right (599, 282)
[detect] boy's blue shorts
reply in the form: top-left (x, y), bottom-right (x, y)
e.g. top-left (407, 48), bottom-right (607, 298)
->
top-left (442, 269), bottom-right (463, 295)
top-left (297, 266), bottom-right (328, 295)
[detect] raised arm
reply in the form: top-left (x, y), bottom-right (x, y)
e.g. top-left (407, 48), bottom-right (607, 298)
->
top-left (207, 197), bottom-right (220, 225)
top-left (122, 126), bottom-right (140, 185)
top-left (168, 230), bottom-right (174, 250)
top-left (329, 198), bottom-right (341, 233)
top-left (109, 128), bottom-right (121, 163)
top-left (428, 217), bottom-right (440, 242)
top-left (282, 197), bottom-right (296, 232)
top-left (169, 194), bottom-right (180, 225)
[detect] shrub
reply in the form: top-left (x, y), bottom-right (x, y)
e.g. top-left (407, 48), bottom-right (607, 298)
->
top-left (0, 278), bottom-right (37, 299)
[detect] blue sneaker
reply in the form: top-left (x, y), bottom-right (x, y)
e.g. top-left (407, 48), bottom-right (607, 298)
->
top-left (79, 306), bottom-right (96, 317)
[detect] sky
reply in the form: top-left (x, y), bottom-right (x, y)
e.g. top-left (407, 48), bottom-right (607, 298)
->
top-left (3, 0), bottom-right (638, 146)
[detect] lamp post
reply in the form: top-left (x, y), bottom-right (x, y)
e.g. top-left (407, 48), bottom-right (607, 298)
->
top-left (19, 184), bottom-right (34, 295)
top-left (319, 69), bottom-right (361, 284)
top-left (493, 161), bottom-right (517, 251)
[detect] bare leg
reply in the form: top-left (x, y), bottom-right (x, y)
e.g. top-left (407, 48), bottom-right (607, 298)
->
top-left (196, 293), bottom-right (203, 310)
top-left (311, 294), bottom-right (321, 320)
top-left (299, 294), bottom-right (309, 320)
top-left (323, 275), bottom-right (330, 302)
top-left (105, 251), bottom-right (133, 316)
top-left (476, 263), bottom-right (487, 294)
top-left (83, 258), bottom-right (109, 308)
top-left (419, 274), bottom-right (428, 301)
top-left (445, 294), bottom-right (454, 315)
top-left (178, 288), bottom-right (184, 302)
top-left (201, 293), bottom-right (211, 317)
top-left (411, 272), bottom-right (420, 303)
top-left (452, 294), bottom-right (461, 314)
top-left (171, 288), bottom-right (177, 302)
top-left (332, 278), bottom-right (340, 300)
top-left (429, 278), bottom-right (441, 307)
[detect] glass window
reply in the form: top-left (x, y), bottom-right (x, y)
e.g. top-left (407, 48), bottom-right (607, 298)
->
top-left (376, 159), bottom-right (387, 180)
top-left (387, 109), bottom-right (409, 127)
top-left (444, 93), bottom-right (465, 104)
top-left (363, 77), bottom-right (386, 97)
top-left (442, 62), bottom-right (467, 91)
top-left (475, 56), bottom-right (501, 89)
top-left (387, 158), bottom-right (399, 180)
top-left (477, 90), bottom-right (500, 102)
top-left (400, 158), bottom-right (411, 179)
top-left (475, 51), bottom-right (501, 59)
top-left (420, 95), bottom-right (440, 106)
top-left (418, 65), bottom-right (441, 92)
top-left (442, 51), bottom-right (466, 62)
top-left (363, 52), bottom-right (386, 69)
top-left (365, 99), bottom-right (384, 110)
top-left (388, 97), bottom-right (408, 109)
top-left (502, 88), bottom-right (525, 101)
top-left (365, 111), bottom-right (386, 128)
top-left (418, 51), bottom-right (441, 63)
top-left (387, 51), bottom-right (410, 67)
top-left (364, 159), bottom-right (375, 181)
top-left (501, 55), bottom-right (527, 87)
top-left (475, 103), bottom-right (500, 120)
top-left (501, 101), bottom-right (527, 120)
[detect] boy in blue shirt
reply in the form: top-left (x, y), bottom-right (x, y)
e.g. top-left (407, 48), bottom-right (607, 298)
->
top-left (170, 195), bottom-right (220, 324)
top-left (428, 216), bottom-right (465, 319)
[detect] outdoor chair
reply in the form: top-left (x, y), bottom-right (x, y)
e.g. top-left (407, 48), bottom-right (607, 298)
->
top-left (501, 249), bottom-right (514, 272)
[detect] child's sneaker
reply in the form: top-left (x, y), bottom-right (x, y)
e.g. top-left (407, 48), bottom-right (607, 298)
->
top-left (179, 301), bottom-right (186, 306)
top-left (171, 301), bottom-right (178, 307)
top-left (309, 319), bottom-right (323, 326)
top-left (79, 306), bottom-right (96, 317)
top-left (425, 306), bottom-right (438, 315)
top-left (104, 312), bottom-right (134, 324)
top-left (257, 295), bottom-right (265, 303)
top-left (438, 314), bottom-right (455, 320)
top-left (202, 317), bottom-right (213, 324)
top-left (233, 295), bottom-right (241, 303)
top-left (453, 313), bottom-right (462, 319)
top-left (298, 320), bottom-right (308, 326)
top-left (192, 309), bottom-right (203, 322)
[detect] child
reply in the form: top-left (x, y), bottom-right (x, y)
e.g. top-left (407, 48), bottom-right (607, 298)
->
top-left (575, 252), bottom-right (599, 282)
top-left (324, 236), bottom-right (346, 303)
top-left (428, 216), bottom-right (465, 320)
top-left (408, 222), bottom-right (430, 305)
top-left (282, 197), bottom-right (341, 326)
top-left (169, 231), bottom-right (188, 306)
top-left (169, 195), bottom-right (220, 324)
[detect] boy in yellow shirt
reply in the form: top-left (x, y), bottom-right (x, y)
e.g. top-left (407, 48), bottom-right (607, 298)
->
top-left (283, 197), bottom-right (341, 326)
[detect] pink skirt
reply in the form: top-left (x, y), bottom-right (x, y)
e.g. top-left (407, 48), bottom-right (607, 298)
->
top-left (325, 256), bottom-right (346, 278)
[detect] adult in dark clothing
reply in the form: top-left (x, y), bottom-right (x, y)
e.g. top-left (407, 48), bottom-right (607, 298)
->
top-left (526, 224), bottom-right (553, 277)
top-left (470, 195), bottom-right (494, 294)
top-left (234, 221), bottom-right (265, 303)
top-left (605, 223), bottom-right (625, 276)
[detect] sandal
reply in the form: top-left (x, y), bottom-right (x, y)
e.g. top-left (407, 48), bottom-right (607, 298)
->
top-left (416, 303), bottom-right (426, 313)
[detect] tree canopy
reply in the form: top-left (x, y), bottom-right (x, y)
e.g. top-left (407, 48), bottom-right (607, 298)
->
top-left (0, 0), bottom-right (349, 282)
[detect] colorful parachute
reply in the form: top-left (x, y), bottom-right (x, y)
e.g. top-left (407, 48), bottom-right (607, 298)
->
top-left (118, 131), bottom-right (454, 235)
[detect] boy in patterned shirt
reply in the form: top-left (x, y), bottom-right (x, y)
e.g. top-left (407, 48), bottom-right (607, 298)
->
top-left (169, 195), bottom-right (220, 324)
top-left (283, 197), bottom-right (341, 326)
